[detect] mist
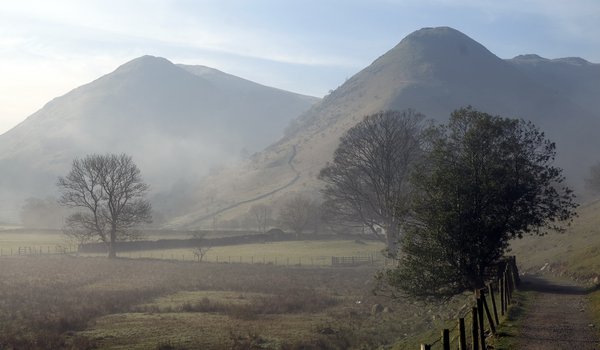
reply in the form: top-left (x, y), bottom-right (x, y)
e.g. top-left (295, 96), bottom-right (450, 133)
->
top-left (1, 21), bottom-right (599, 349)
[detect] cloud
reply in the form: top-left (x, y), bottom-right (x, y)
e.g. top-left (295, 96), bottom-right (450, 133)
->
top-left (0, 1), bottom-right (362, 68)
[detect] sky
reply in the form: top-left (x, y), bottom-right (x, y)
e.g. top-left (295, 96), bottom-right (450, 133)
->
top-left (1, 0), bottom-right (599, 135)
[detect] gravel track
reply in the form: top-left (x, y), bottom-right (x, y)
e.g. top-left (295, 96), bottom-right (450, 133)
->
top-left (515, 275), bottom-right (600, 349)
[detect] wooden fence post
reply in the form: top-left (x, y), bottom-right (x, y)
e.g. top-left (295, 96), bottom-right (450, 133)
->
top-left (459, 318), bottom-right (467, 350)
top-left (481, 290), bottom-right (496, 334)
top-left (500, 275), bottom-right (505, 315)
top-left (472, 307), bottom-right (479, 350)
top-left (476, 296), bottom-right (486, 350)
top-left (488, 283), bottom-right (500, 325)
top-left (506, 269), bottom-right (513, 304)
top-left (442, 329), bottom-right (450, 350)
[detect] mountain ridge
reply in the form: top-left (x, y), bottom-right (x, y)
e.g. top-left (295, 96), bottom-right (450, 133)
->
top-left (0, 56), bottom-right (319, 224)
top-left (168, 26), bottom-right (600, 229)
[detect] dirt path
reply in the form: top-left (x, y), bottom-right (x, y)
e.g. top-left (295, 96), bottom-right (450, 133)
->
top-left (188, 145), bottom-right (300, 226)
top-left (515, 275), bottom-right (600, 349)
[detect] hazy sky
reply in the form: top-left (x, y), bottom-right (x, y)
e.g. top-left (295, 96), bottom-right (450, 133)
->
top-left (1, 0), bottom-right (599, 135)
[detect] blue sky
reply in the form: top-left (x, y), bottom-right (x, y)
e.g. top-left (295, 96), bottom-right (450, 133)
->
top-left (1, 0), bottom-right (599, 134)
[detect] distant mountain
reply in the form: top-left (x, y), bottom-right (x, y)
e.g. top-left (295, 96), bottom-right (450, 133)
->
top-left (170, 27), bottom-right (600, 229)
top-left (0, 56), bottom-right (318, 224)
top-left (506, 54), bottom-right (600, 116)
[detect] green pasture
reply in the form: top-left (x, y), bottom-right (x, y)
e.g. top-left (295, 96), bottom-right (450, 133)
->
top-left (0, 228), bottom-right (386, 266)
top-left (84, 239), bottom-right (386, 266)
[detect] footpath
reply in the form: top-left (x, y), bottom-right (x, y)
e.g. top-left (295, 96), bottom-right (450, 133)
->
top-left (514, 275), bottom-right (600, 349)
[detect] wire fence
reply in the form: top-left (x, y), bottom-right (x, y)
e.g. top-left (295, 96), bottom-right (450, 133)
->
top-left (0, 244), bottom-right (393, 267)
top-left (0, 245), bottom-right (78, 257)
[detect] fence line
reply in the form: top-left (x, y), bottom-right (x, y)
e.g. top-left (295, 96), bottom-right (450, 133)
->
top-left (0, 246), bottom-right (390, 267)
top-left (0, 245), bottom-right (78, 257)
top-left (418, 256), bottom-right (520, 350)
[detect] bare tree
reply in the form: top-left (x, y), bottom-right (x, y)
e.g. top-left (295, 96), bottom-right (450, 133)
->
top-left (191, 232), bottom-right (212, 262)
top-left (57, 154), bottom-right (152, 258)
top-left (248, 204), bottom-right (272, 233)
top-left (319, 110), bottom-right (426, 255)
top-left (278, 195), bottom-right (320, 236)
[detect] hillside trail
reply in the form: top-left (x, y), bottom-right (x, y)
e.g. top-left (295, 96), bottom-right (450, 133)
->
top-left (513, 275), bottom-right (600, 349)
top-left (189, 145), bottom-right (300, 226)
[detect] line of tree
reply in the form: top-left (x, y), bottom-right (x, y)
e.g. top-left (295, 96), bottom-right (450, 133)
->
top-left (54, 106), bottom-right (577, 298)
top-left (320, 107), bottom-right (577, 298)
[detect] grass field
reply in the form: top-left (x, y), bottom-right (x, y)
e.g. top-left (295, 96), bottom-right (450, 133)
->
top-left (0, 229), bottom-right (385, 267)
top-left (109, 240), bottom-right (385, 266)
top-left (7, 197), bottom-right (600, 350)
top-left (0, 255), bottom-right (469, 349)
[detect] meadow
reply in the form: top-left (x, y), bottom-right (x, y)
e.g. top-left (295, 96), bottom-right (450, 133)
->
top-left (0, 230), bottom-right (472, 349)
top-left (8, 200), bottom-right (598, 350)
top-left (0, 254), bottom-right (470, 350)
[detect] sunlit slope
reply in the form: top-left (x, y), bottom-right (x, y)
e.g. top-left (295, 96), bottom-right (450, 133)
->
top-left (171, 26), bottom-right (600, 229)
top-left (511, 199), bottom-right (600, 279)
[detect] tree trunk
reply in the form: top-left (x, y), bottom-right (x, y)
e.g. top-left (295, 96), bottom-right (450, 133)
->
top-left (385, 220), bottom-right (400, 258)
top-left (108, 228), bottom-right (117, 259)
top-left (386, 234), bottom-right (398, 258)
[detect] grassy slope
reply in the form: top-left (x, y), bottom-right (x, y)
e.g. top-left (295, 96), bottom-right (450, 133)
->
top-left (510, 199), bottom-right (600, 279)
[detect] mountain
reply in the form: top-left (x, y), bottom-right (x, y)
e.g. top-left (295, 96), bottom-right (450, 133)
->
top-left (506, 54), bottom-right (600, 116)
top-left (0, 56), bottom-right (319, 223)
top-left (169, 27), bottom-right (600, 229)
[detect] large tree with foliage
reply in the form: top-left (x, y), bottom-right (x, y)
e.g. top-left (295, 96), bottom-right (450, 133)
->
top-left (57, 153), bottom-right (152, 258)
top-left (384, 107), bottom-right (577, 298)
top-left (319, 110), bottom-right (426, 255)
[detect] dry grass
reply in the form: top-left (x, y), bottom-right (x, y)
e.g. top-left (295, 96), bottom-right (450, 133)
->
top-left (0, 255), bottom-right (466, 349)
top-left (509, 199), bottom-right (600, 279)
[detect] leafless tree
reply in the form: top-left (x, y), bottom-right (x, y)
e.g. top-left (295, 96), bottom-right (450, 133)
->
top-left (319, 110), bottom-right (426, 255)
top-left (193, 246), bottom-right (211, 262)
top-left (57, 154), bottom-right (152, 258)
top-left (190, 231), bottom-right (211, 262)
top-left (278, 195), bottom-right (320, 236)
top-left (248, 204), bottom-right (272, 233)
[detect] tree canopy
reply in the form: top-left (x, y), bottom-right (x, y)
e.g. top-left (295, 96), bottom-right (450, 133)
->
top-left (383, 107), bottom-right (577, 298)
top-left (57, 153), bottom-right (152, 258)
top-left (319, 109), bottom-right (426, 255)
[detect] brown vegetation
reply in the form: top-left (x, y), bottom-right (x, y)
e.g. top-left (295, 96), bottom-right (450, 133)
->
top-left (0, 255), bottom-right (466, 349)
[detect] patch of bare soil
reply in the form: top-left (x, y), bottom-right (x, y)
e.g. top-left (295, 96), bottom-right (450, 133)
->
top-left (516, 275), bottom-right (600, 349)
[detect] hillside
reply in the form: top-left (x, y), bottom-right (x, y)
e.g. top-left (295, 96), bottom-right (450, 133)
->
top-left (0, 56), bottom-right (318, 223)
top-left (170, 27), bottom-right (600, 229)
top-left (510, 199), bottom-right (600, 278)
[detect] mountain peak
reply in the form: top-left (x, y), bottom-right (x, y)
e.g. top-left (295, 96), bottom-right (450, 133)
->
top-left (362, 26), bottom-right (501, 84)
top-left (398, 26), bottom-right (491, 56)
top-left (114, 55), bottom-right (177, 74)
top-left (512, 54), bottom-right (548, 62)
top-left (406, 26), bottom-right (469, 39)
